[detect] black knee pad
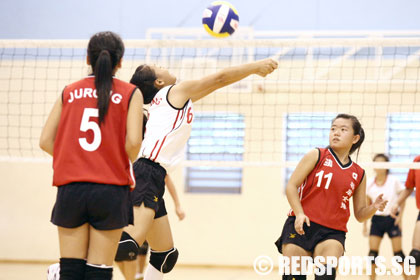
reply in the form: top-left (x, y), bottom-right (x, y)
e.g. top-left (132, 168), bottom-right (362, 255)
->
top-left (59, 258), bottom-right (86, 280)
top-left (315, 267), bottom-right (336, 280)
top-left (409, 249), bottom-right (420, 267)
top-left (368, 250), bottom-right (379, 263)
top-left (282, 275), bottom-right (306, 280)
top-left (149, 248), bottom-right (179, 273)
top-left (394, 251), bottom-right (405, 263)
top-left (115, 231), bottom-right (139, 261)
top-left (139, 241), bottom-right (149, 255)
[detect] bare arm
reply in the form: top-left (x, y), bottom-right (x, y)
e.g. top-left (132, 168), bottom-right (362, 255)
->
top-left (391, 188), bottom-right (413, 217)
top-left (353, 176), bottom-right (387, 222)
top-left (125, 89), bottom-right (143, 162)
top-left (286, 148), bottom-right (319, 234)
top-left (39, 97), bottom-right (62, 156)
top-left (363, 196), bottom-right (373, 236)
top-left (165, 174), bottom-right (185, 220)
top-left (169, 58), bottom-right (278, 107)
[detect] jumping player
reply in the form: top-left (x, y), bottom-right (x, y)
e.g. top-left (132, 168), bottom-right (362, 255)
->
top-left (391, 154), bottom-right (420, 280)
top-left (40, 31), bottom-right (143, 280)
top-left (363, 153), bottom-right (406, 280)
top-left (115, 59), bottom-right (278, 280)
top-left (275, 114), bottom-right (388, 280)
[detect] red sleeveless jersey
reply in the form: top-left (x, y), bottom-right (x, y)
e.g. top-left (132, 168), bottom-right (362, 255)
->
top-left (289, 148), bottom-right (365, 232)
top-left (405, 155), bottom-right (420, 209)
top-left (52, 76), bottom-right (137, 187)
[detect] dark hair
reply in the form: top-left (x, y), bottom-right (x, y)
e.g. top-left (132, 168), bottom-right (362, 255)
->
top-left (87, 31), bottom-right (125, 125)
top-left (373, 153), bottom-right (390, 174)
top-left (331, 113), bottom-right (365, 157)
top-left (142, 110), bottom-right (148, 139)
top-left (130, 65), bottom-right (158, 104)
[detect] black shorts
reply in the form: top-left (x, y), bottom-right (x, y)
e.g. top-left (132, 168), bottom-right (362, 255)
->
top-left (131, 158), bottom-right (167, 219)
top-left (417, 211), bottom-right (420, 221)
top-left (51, 182), bottom-right (133, 230)
top-left (275, 216), bottom-right (346, 254)
top-left (370, 215), bottom-right (402, 238)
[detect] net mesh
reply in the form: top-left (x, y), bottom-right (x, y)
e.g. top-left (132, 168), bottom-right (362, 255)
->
top-left (1, 37), bottom-right (420, 173)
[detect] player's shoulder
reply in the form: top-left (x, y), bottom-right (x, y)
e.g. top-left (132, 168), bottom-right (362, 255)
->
top-left (65, 76), bottom-right (94, 90)
top-left (113, 77), bottom-right (137, 90)
top-left (351, 160), bottom-right (365, 174)
top-left (413, 155), bottom-right (420, 162)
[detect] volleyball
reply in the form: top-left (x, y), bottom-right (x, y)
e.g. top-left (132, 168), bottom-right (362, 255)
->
top-left (202, 1), bottom-right (239, 38)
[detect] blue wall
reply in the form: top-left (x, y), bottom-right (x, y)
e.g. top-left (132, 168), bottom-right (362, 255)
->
top-left (1, 0), bottom-right (420, 39)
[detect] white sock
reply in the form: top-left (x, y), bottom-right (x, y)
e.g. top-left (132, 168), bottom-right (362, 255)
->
top-left (144, 264), bottom-right (163, 280)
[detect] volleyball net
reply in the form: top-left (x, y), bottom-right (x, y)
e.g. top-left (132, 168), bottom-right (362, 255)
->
top-left (1, 35), bottom-right (420, 181)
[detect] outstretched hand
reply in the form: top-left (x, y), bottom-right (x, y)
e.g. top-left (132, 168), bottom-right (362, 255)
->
top-left (373, 194), bottom-right (388, 212)
top-left (255, 58), bottom-right (278, 77)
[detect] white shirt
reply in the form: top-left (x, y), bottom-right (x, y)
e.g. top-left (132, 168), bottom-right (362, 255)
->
top-left (140, 85), bottom-right (193, 171)
top-left (366, 174), bottom-right (404, 216)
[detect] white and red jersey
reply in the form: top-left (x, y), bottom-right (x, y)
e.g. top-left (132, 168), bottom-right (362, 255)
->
top-left (289, 148), bottom-right (365, 232)
top-left (140, 85), bottom-right (193, 171)
top-left (53, 76), bottom-right (137, 187)
top-left (367, 175), bottom-right (404, 216)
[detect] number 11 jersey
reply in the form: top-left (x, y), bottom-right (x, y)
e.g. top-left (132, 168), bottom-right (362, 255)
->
top-left (289, 148), bottom-right (365, 232)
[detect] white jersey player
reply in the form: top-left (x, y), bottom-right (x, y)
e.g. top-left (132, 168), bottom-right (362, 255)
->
top-left (115, 59), bottom-right (278, 280)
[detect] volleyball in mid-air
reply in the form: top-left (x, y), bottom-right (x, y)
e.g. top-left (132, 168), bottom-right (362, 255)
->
top-left (202, 1), bottom-right (239, 38)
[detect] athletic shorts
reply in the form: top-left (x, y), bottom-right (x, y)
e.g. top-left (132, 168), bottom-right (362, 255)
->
top-left (131, 158), bottom-right (167, 219)
top-left (51, 182), bottom-right (133, 230)
top-left (275, 216), bottom-right (346, 254)
top-left (370, 215), bottom-right (402, 238)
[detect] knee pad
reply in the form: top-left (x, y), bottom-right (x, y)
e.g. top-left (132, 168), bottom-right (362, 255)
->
top-left (139, 241), bottom-right (149, 255)
top-left (282, 275), bottom-right (306, 280)
top-left (115, 231), bottom-right (139, 261)
top-left (149, 248), bottom-right (179, 273)
top-left (394, 251), bottom-right (405, 263)
top-left (315, 266), bottom-right (336, 279)
top-left (409, 249), bottom-right (420, 267)
top-left (368, 250), bottom-right (379, 263)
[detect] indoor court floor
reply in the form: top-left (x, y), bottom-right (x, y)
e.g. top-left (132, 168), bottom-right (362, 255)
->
top-left (0, 262), bottom-right (407, 280)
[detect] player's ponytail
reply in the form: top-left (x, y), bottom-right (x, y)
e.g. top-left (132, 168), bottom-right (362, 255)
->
top-left (130, 65), bottom-right (158, 104)
top-left (94, 49), bottom-right (112, 125)
top-left (87, 31), bottom-right (125, 126)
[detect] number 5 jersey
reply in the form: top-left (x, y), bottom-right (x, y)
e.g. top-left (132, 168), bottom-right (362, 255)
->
top-left (52, 76), bottom-right (137, 187)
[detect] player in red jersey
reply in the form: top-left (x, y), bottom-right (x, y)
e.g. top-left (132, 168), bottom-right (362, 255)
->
top-left (40, 31), bottom-right (143, 280)
top-left (392, 155), bottom-right (420, 280)
top-left (275, 114), bottom-right (387, 280)
top-left (115, 59), bottom-right (278, 280)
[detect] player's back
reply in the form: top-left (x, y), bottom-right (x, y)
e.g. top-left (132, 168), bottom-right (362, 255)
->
top-left (53, 76), bottom-right (137, 187)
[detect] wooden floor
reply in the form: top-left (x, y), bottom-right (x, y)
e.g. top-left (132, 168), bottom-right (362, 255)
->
top-left (0, 262), bottom-right (407, 280)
